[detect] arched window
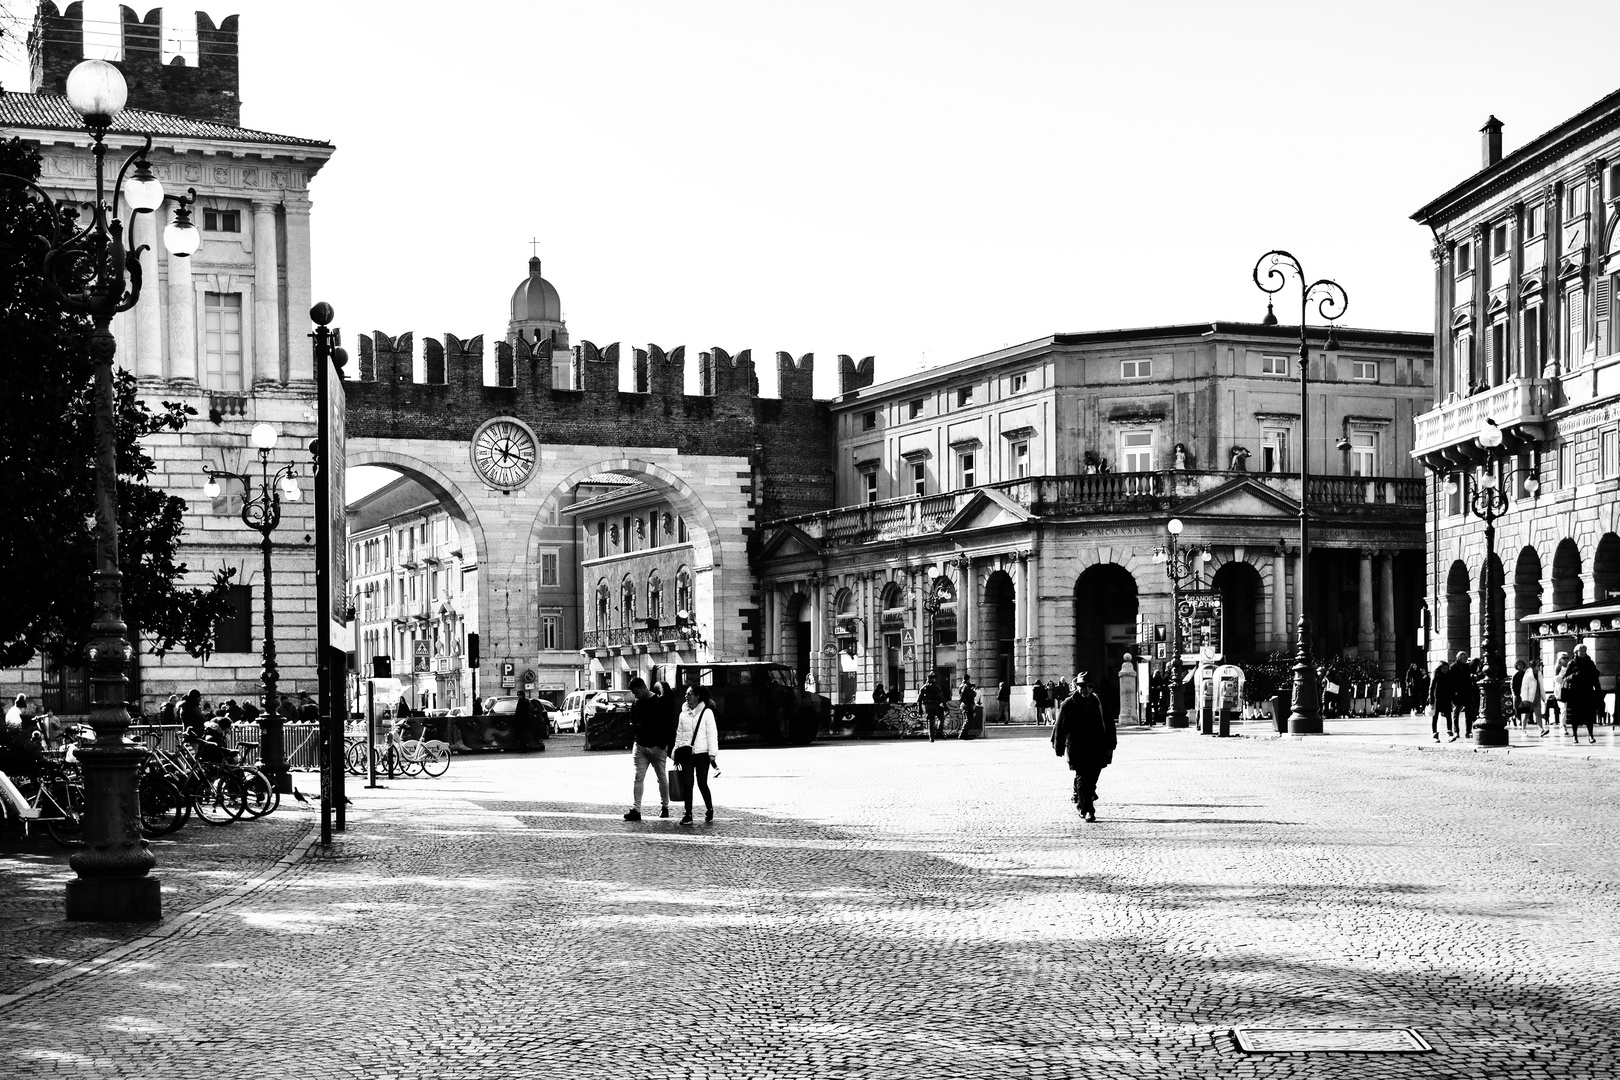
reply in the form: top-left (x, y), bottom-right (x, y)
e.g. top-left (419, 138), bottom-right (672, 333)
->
top-left (596, 580), bottom-right (611, 630)
top-left (648, 571), bottom-right (664, 623)
top-left (675, 567), bottom-right (692, 618)
top-left (621, 576), bottom-right (637, 626)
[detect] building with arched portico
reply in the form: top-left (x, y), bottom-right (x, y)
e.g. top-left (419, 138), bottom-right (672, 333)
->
top-left (1412, 89), bottom-right (1620, 689)
top-left (757, 323), bottom-right (1433, 722)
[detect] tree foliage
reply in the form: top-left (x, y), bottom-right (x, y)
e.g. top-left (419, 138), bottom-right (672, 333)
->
top-left (0, 137), bottom-right (233, 669)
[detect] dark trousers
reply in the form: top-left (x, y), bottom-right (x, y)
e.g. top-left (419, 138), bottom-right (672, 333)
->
top-left (679, 752), bottom-right (713, 814)
top-left (1071, 766), bottom-right (1102, 812)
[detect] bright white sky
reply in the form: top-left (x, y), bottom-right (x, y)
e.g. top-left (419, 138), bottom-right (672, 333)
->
top-left (5, 0), bottom-right (1618, 498)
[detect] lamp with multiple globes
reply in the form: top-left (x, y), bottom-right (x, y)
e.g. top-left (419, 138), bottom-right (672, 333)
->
top-left (1469, 418), bottom-right (1512, 747)
top-left (202, 425), bottom-right (304, 793)
top-left (1154, 518), bottom-right (1199, 727)
top-left (2, 58), bottom-right (210, 921)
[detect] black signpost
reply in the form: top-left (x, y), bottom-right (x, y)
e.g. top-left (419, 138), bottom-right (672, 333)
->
top-left (311, 303), bottom-right (349, 846)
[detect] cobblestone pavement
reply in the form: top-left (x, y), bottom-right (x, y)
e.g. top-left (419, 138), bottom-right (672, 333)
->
top-left (0, 805), bottom-right (316, 1000)
top-left (2, 725), bottom-right (1618, 1079)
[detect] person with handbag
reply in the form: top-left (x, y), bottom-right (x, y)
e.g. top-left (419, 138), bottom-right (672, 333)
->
top-left (673, 684), bottom-right (718, 825)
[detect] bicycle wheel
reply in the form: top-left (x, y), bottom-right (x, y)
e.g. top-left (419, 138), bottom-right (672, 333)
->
top-left (192, 772), bottom-right (248, 824)
top-left (45, 774), bottom-right (85, 847)
top-left (397, 740), bottom-right (432, 778)
top-left (411, 740), bottom-right (450, 778)
top-left (237, 767), bottom-right (280, 818)
top-left (139, 773), bottom-right (189, 837)
top-left (345, 740), bottom-right (367, 776)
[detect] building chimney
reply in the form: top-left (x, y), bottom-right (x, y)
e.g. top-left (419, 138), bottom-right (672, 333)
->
top-left (1481, 115), bottom-right (1503, 168)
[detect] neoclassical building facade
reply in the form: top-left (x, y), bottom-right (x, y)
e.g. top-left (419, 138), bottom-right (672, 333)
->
top-left (1411, 89), bottom-right (1620, 681)
top-left (1, 5), bottom-right (331, 712)
top-left (758, 324), bottom-right (1433, 720)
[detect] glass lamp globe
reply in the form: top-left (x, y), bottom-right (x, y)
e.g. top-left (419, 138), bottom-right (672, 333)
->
top-left (164, 216), bottom-right (201, 257)
top-left (1481, 472), bottom-right (1499, 490)
top-left (65, 59), bottom-right (128, 121)
top-left (250, 423), bottom-right (279, 450)
top-left (1167, 518), bottom-right (1184, 536)
top-left (1479, 419), bottom-right (1504, 448)
top-left (123, 161), bottom-right (164, 214)
top-left (203, 478), bottom-right (221, 499)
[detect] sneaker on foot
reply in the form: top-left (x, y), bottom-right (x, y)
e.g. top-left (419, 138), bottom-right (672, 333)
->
top-left (660, 805), bottom-right (670, 818)
top-left (679, 813), bottom-right (693, 825)
top-left (704, 808), bottom-right (714, 823)
top-left (1085, 811), bottom-right (1097, 823)
top-left (623, 809), bottom-right (642, 821)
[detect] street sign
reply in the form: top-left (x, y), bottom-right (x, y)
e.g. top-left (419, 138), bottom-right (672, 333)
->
top-left (413, 639), bottom-right (431, 674)
top-left (901, 627), bottom-right (915, 645)
top-left (501, 661), bottom-right (516, 689)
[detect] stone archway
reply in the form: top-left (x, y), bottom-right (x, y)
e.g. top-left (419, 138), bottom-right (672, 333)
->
top-left (1445, 560), bottom-right (1471, 659)
top-left (1074, 564), bottom-right (1138, 720)
top-left (1593, 533), bottom-right (1620, 677)
top-left (1513, 546), bottom-right (1542, 669)
top-left (1212, 560), bottom-right (1263, 662)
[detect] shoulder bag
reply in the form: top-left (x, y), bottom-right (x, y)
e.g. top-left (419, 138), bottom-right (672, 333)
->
top-left (672, 707), bottom-right (709, 768)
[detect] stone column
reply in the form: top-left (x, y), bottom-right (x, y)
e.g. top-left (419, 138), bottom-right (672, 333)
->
top-left (283, 196), bottom-right (314, 382)
top-left (166, 206), bottom-right (197, 382)
top-left (134, 207), bottom-right (163, 378)
top-left (959, 559), bottom-right (974, 687)
top-left (252, 199), bottom-right (282, 385)
top-left (1359, 550), bottom-right (1376, 660)
top-left (1273, 545), bottom-right (1289, 651)
top-left (1025, 546), bottom-right (1041, 682)
top-left (1014, 552), bottom-right (1028, 684)
top-left (1378, 550), bottom-right (1397, 679)
top-left (808, 576), bottom-right (824, 693)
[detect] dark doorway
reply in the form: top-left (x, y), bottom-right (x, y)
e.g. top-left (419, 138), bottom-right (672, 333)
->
top-left (983, 571), bottom-right (1016, 688)
top-left (1446, 560), bottom-right (1471, 660)
top-left (1213, 560), bottom-right (1262, 662)
top-left (1513, 547), bottom-right (1542, 669)
top-left (1074, 564), bottom-right (1139, 720)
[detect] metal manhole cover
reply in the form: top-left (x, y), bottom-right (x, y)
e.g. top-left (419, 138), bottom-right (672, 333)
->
top-left (1232, 1028), bottom-right (1433, 1053)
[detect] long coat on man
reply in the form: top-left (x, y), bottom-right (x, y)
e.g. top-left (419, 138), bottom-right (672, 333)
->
top-left (1052, 691), bottom-right (1117, 771)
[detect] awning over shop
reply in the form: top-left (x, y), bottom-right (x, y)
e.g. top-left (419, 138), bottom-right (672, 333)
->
top-left (1520, 602), bottom-right (1620, 639)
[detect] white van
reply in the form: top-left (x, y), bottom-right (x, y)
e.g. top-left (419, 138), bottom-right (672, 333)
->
top-left (556, 690), bottom-right (594, 734)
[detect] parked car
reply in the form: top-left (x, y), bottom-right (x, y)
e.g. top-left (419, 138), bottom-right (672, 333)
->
top-left (675, 662), bottom-right (827, 745)
top-left (554, 692), bottom-right (591, 734)
top-left (581, 690), bottom-right (637, 751)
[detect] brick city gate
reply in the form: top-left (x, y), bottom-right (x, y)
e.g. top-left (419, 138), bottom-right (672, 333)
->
top-left (343, 332), bottom-right (833, 694)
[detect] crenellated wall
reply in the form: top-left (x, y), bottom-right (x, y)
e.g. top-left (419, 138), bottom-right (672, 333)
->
top-left (346, 334), bottom-right (835, 525)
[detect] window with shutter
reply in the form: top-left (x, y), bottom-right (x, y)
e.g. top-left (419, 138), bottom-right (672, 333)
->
top-left (1566, 288), bottom-right (1586, 360)
top-left (1595, 278), bottom-right (1612, 357)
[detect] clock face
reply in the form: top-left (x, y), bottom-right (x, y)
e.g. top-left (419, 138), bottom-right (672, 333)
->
top-left (470, 418), bottom-right (537, 490)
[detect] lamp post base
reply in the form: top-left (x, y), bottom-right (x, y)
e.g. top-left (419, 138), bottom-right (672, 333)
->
top-left (66, 875), bottom-right (161, 922)
top-left (1474, 722), bottom-right (1510, 748)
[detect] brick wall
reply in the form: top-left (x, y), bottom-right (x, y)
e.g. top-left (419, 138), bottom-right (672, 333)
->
top-left (30, 3), bottom-right (241, 126)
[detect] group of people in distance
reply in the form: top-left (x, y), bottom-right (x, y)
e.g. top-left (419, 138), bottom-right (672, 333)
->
top-left (621, 677), bottom-right (718, 826)
top-left (1422, 645), bottom-right (1606, 742)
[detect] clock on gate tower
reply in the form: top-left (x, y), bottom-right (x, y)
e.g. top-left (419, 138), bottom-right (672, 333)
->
top-left (469, 417), bottom-right (538, 491)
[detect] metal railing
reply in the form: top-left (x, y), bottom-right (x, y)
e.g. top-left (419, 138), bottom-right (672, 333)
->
top-left (134, 722), bottom-right (325, 771)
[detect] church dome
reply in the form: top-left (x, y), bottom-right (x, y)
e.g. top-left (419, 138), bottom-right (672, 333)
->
top-left (511, 256), bottom-right (562, 323)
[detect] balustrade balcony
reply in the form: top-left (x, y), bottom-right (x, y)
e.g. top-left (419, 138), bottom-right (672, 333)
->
top-left (771, 470), bottom-right (1421, 548)
top-left (1412, 377), bottom-right (1547, 461)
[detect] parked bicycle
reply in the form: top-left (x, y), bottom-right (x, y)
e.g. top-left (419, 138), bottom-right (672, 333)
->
top-left (345, 719), bottom-right (449, 778)
top-left (0, 756), bottom-right (85, 847)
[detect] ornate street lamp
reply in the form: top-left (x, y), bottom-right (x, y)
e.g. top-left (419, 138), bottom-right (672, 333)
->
top-left (1153, 518), bottom-right (1201, 727)
top-left (2, 58), bottom-right (199, 921)
top-left (203, 423), bottom-right (304, 793)
top-left (1468, 418), bottom-right (1511, 747)
top-left (1253, 250), bottom-right (1349, 735)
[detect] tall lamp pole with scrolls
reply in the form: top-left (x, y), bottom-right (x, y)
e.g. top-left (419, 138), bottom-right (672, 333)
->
top-left (1253, 250), bottom-right (1349, 735)
top-left (1, 59), bottom-right (201, 921)
top-left (1467, 418), bottom-right (1513, 747)
top-left (1154, 518), bottom-right (1201, 727)
top-left (203, 424), bottom-right (304, 794)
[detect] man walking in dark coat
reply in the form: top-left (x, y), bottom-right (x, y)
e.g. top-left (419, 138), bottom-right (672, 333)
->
top-left (1052, 672), bottom-right (1117, 822)
top-left (1448, 651), bottom-right (1478, 739)
top-left (1566, 644), bottom-right (1603, 744)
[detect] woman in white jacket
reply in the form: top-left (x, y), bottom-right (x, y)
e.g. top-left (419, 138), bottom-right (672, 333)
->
top-left (674, 684), bottom-right (719, 824)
